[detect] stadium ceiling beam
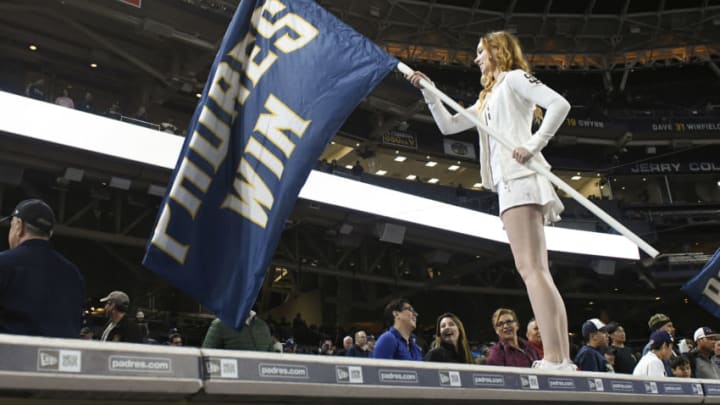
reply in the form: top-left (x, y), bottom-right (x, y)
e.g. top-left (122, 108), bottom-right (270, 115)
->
top-left (369, 256), bottom-right (513, 309)
top-left (535, 0), bottom-right (553, 49)
top-left (296, 227), bottom-right (330, 265)
top-left (95, 242), bottom-right (148, 283)
top-left (276, 258), bottom-right (659, 302)
top-left (618, 61), bottom-right (636, 93)
top-left (57, 16), bottom-right (170, 86)
top-left (53, 225), bottom-right (146, 247)
top-left (615, 0), bottom-right (632, 46)
top-left (707, 60), bottom-right (720, 79)
top-left (372, 0), bottom-right (396, 42)
top-left (694, 0), bottom-right (711, 38)
top-left (322, 0), bottom-right (720, 60)
top-left (362, 99), bottom-right (426, 149)
top-left (62, 200), bottom-right (100, 228)
top-left (275, 239), bottom-right (298, 263)
top-left (582, 0), bottom-right (597, 29)
top-left (56, 0), bottom-right (216, 51)
top-left (363, 245), bottom-right (390, 276)
top-left (120, 207), bottom-right (155, 236)
top-left (653, 0), bottom-right (667, 41)
top-left (382, 0), bottom-right (720, 22)
top-left (0, 23), bottom-right (149, 78)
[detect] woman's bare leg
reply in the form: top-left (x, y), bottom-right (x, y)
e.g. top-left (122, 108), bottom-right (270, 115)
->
top-left (501, 204), bottom-right (569, 363)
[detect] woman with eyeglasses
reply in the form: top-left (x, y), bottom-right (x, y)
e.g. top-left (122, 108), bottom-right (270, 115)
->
top-left (424, 312), bottom-right (473, 364)
top-left (372, 298), bottom-right (423, 361)
top-left (486, 308), bottom-right (540, 367)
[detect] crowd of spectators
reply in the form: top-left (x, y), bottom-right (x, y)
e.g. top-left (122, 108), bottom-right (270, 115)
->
top-left (185, 298), bottom-right (720, 381)
top-left (0, 199), bottom-right (718, 379)
top-left (18, 76), bottom-right (185, 135)
top-left (3, 75), bottom-right (719, 379)
top-left (0, 195), bottom-right (698, 374)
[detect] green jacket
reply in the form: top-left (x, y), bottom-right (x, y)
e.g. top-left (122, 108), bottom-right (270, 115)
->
top-left (202, 317), bottom-right (274, 351)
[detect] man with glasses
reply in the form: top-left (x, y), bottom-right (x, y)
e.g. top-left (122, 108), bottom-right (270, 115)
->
top-left (575, 318), bottom-right (612, 372)
top-left (688, 327), bottom-right (720, 379)
top-left (372, 298), bottom-right (422, 361)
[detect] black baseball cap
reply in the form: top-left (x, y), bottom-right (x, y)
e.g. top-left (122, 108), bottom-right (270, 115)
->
top-left (0, 199), bottom-right (55, 234)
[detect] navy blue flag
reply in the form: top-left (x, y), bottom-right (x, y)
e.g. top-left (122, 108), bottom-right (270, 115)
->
top-left (142, 0), bottom-right (397, 329)
top-left (681, 249), bottom-right (720, 318)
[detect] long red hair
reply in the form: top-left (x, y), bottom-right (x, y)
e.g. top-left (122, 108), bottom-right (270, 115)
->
top-left (478, 31), bottom-right (543, 121)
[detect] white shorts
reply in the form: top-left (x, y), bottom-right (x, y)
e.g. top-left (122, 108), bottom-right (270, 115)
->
top-left (496, 174), bottom-right (564, 224)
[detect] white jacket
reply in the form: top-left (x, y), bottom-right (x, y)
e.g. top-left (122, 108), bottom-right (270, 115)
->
top-left (423, 69), bottom-right (570, 191)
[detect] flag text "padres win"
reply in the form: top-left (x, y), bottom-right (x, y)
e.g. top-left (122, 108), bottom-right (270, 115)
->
top-left (152, 0), bottom-right (318, 264)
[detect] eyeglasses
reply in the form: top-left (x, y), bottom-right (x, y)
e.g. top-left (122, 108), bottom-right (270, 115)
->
top-left (495, 320), bottom-right (516, 328)
top-left (400, 306), bottom-right (418, 315)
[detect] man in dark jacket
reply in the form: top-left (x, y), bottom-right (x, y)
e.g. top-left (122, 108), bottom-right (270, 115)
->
top-left (99, 290), bottom-right (141, 343)
top-left (606, 321), bottom-right (637, 374)
top-left (575, 318), bottom-right (612, 372)
top-left (347, 330), bottom-right (371, 357)
top-left (688, 327), bottom-right (720, 379)
top-left (0, 199), bottom-right (85, 338)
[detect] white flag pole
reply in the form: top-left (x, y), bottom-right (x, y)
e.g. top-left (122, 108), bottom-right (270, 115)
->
top-left (396, 62), bottom-right (659, 258)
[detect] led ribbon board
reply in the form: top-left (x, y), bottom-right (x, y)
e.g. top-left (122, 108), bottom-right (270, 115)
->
top-left (0, 91), bottom-right (639, 260)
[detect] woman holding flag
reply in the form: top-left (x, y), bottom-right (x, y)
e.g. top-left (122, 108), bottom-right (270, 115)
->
top-left (407, 31), bottom-right (574, 370)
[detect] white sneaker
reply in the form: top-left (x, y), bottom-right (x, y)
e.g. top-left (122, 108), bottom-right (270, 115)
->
top-left (558, 360), bottom-right (578, 372)
top-left (531, 359), bottom-right (578, 372)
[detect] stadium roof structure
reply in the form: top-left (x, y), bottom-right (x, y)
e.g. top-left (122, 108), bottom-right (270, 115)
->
top-left (0, 0), bottom-right (718, 94)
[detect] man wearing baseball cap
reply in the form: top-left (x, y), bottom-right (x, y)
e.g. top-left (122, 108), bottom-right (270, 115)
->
top-left (645, 313), bottom-right (676, 349)
top-left (574, 318), bottom-right (612, 372)
top-left (633, 330), bottom-right (674, 377)
top-left (642, 313), bottom-right (677, 375)
top-left (99, 290), bottom-right (141, 343)
top-left (688, 327), bottom-right (720, 379)
top-left (0, 199), bottom-right (85, 338)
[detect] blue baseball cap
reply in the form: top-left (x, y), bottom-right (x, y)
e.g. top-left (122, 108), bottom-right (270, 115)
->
top-left (650, 330), bottom-right (674, 345)
top-left (582, 318), bottom-right (607, 339)
top-left (0, 199), bottom-right (55, 234)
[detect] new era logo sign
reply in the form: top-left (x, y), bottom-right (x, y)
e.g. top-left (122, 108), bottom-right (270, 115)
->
top-left (205, 358), bottom-right (238, 378)
top-left (39, 351), bottom-right (58, 368)
top-left (335, 366), bottom-right (363, 383)
top-left (439, 371), bottom-right (461, 387)
top-left (37, 349), bottom-right (81, 373)
top-left (205, 359), bottom-right (221, 375)
top-left (588, 378), bottom-right (604, 392)
top-left (520, 375), bottom-right (539, 390)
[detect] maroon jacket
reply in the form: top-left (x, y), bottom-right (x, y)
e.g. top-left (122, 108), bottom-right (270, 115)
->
top-left (486, 338), bottom-right (540, 367)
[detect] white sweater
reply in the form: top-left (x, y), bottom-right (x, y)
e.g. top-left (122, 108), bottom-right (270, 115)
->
top-left (422, 69), bottom-right (570, 192)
